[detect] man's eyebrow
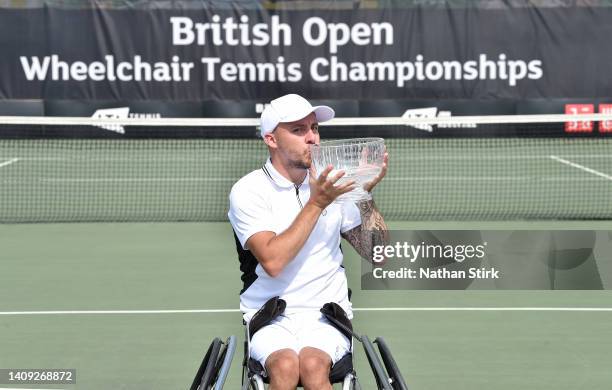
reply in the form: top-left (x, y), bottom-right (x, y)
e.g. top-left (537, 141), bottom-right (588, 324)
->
top-left (285, 121), bottom-right (318, 129)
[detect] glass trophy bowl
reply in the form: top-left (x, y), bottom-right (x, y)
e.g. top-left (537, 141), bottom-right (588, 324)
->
top-left (310, 137), bottom-right (385, 202)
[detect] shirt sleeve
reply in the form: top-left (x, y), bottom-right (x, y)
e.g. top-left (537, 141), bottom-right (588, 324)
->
top-left (228, 183), bottom-right (274, 249)
top-left (340, 201), bottom-right (362, 233)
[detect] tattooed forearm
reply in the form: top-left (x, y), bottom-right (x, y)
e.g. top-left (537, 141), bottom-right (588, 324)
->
top-left (342, 199), bottom-right (389, 261)
top-left (358, 199), bottom-right (387, 232)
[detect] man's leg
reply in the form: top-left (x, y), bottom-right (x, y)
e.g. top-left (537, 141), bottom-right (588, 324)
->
top-left (266, 349), bottom-right (300, 390)
top-left (298, 347), bottom-right (332, 390)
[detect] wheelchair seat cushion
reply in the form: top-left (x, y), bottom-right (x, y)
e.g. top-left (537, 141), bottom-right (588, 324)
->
top-left (320, 302), bottom-right (355, 344)
top-left (248, 296), bottom-right (286, 339)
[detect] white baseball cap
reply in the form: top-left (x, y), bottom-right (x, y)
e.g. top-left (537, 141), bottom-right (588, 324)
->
top-left (260, 94), bottom-right (335, 138)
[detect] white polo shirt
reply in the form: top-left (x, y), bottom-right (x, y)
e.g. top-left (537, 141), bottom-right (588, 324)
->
top-left (228, 158), bottom-right (361, 319)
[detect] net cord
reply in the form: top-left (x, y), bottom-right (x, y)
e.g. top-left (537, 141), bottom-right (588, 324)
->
top-left (1, 113), bottom-right (612, 127)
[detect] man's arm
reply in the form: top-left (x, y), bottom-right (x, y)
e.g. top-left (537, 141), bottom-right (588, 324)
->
top-left (341, 199), bottom-right (389, 261)
top-left (246, 203), bottom-right (324, 277)
top-left (247, 166), bottom-right (355, 277)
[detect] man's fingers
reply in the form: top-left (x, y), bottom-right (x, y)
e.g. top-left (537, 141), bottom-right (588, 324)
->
top-left (336, 180), bottom-right (356, 193)
top-left (318, 165), bottom-right (334, 182)
top-left (327, 169), bottom-right (346, 184)
top-left (363, 152), bottom-right (389, 192)
top-left (378, 163), bottom-right (388, 179)
top-left (381, 152), bottom-right (389, 175)
top-left (378, 154), bottom-right (388, 180)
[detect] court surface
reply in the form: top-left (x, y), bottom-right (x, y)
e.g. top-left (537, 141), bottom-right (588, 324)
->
top-left (2, 221), bottom-right (612, 389)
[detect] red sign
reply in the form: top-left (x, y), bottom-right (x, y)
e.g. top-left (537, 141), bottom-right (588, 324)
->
top-left (598, 104), bottom-right (612, 132)
top-left (565, 104), bottom-right (594, 132)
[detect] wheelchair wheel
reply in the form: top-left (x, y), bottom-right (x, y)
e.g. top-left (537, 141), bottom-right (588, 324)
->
top-left (212, 336), bottom-right (236, 390)
top-left (190, 337), bottom-right (222, 390)
top-left (361, 336), bottom-right (393, 390)
top-left (375, 337), bottom-right (408, 390)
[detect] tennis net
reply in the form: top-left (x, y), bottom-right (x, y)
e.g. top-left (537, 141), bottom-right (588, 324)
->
top-left (1, 114), bottom-right (611, 222)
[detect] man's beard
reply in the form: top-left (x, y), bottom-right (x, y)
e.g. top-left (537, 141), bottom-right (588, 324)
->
top-left (288, 151), bottom-right (311, 170)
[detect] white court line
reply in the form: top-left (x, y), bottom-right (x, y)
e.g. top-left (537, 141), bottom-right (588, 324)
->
top-left (1, 307), bottom-right (611, 316)
top-left (2, 156), bottom-right (262, 162)
top-left (0, 157), bottom-right (65, 161)
top-left (353, 307), bottom-right (612, 312)
top-left (0, 158), bottom-right (19, 168)
top-left (385, 176), bottom-right (533, 181)
top-left (549, 154), bottom-right (612, 159)
top-left (0, 309), bottom-right (238, 315)
top-left (392, 177), bottom-right (607, 182)
top-left (42, 178), bottom-right (234, 182)
top-left (384, 176), bottom-right (600, 181)
top-left (550, 155), bottom-right (612, 181)
top-left (0, 388), bottom-right (66, 390)
top-left (393, 154), bottom-right (612, 161)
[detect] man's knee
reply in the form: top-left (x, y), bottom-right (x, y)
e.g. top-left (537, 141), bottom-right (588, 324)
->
top-left (266, 349), bottom-right (299, 386)
top-left (299, 347), bottom-right (332, 384)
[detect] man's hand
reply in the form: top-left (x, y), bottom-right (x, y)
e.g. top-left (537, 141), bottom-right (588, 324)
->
top-left (307, 165), bottom-right (356, 209)
top-left (363, 151), bottom-right (388, 193)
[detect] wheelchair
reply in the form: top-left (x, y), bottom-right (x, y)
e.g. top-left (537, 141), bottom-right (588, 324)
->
top-left (190, 304), bottom-right (408, 389)
top-left (190, 335), bottom-right (237, 390)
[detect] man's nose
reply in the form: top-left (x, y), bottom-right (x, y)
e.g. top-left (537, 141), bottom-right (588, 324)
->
top-left (305, 128), bottom-right (317, 144)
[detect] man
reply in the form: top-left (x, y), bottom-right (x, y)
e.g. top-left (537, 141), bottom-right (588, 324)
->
top-left (228, 93), bottom-right (388, 390)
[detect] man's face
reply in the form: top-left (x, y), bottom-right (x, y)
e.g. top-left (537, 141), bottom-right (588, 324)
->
top-left (272, 112), bottom-right (320, 169)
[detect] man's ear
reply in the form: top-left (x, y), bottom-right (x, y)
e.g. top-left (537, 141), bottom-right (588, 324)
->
top-left (263, 132), bottom-right (277, 149)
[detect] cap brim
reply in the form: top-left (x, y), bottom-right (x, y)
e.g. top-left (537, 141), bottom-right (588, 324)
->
top-left (312, 105), bottom-right (335, 123)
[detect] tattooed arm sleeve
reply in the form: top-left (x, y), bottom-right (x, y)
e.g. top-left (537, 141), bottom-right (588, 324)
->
top-left (341, 199), bottom-right (389, 261)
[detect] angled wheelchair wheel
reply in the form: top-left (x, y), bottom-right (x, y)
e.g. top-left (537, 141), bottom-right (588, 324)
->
top-left (190, 337), bottom-right (222, 390)
top-left (361, 335), bottom-right (393, 390)
top-left (211, 336), bottom-right (236, 390)
top-left (375, 337), bottom-right (408, 390)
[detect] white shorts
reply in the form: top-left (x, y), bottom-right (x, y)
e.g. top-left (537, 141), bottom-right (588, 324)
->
top-left (248, 310), bottom-right (351, 371)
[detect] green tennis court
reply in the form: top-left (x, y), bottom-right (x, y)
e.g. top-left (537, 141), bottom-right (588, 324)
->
top-left (1, 221), bottom-right (612, 389)
top-left (2, 125), bottom-right (612, 389)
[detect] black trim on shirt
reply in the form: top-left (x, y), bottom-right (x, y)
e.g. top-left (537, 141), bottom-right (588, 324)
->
top-left (261, 165), bottom-right (274, 183)
top-left (233, 230), bottom-right (259, 295)
top-left (294, 184), bottom-right (303, 209)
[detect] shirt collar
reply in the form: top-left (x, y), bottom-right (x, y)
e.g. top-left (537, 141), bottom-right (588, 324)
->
top-left (262, 157), bottom-right (309, 189)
